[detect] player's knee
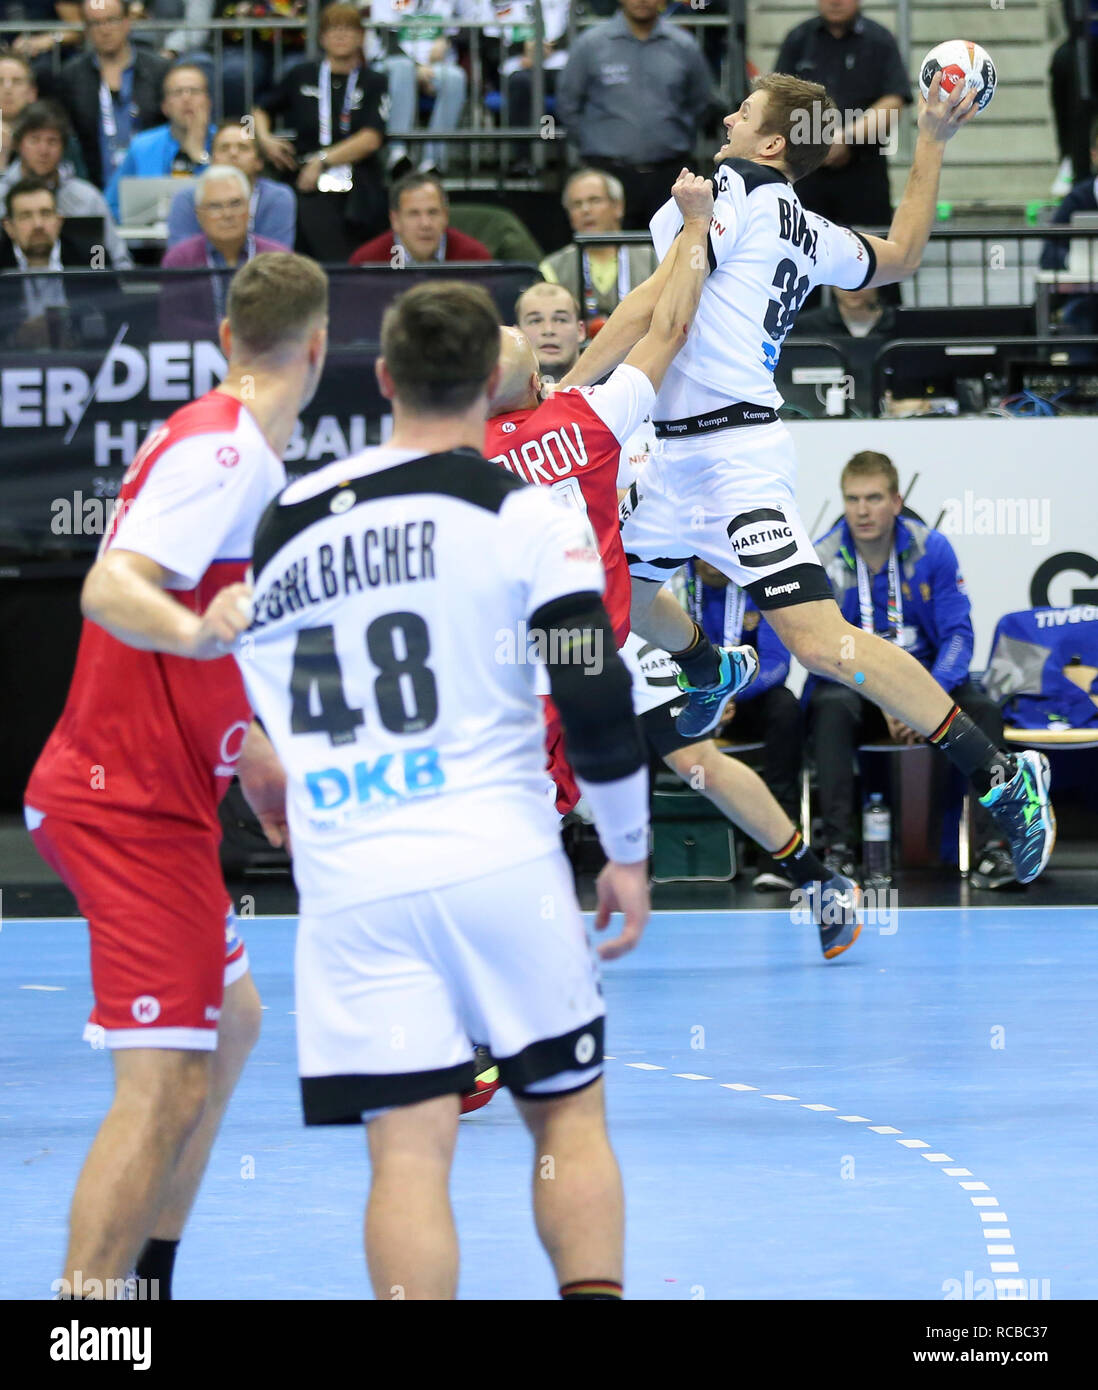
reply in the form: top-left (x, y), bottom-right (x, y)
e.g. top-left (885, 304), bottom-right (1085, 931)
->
top-left (117, 1053), bottom-right (211, 1136)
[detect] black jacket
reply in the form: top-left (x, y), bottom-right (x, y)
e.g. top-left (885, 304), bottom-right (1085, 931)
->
top-left (48, 48), bottom-right (171, 190)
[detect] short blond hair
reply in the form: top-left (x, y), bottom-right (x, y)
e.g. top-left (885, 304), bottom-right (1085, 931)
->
top-left (754, 72), bottom-right (838, 182)
top-left (226, 253), bottom-right (329, 358)
top-left (842, 450), bottom-right (900, 495)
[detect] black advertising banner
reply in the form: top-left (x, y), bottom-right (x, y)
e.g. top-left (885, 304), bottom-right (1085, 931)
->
top-left (0, 263), bottom-right (539, 567)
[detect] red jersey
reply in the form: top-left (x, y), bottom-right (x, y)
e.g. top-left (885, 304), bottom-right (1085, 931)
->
top-left (484, 364), bottom-right (654, 646)
top-left (26, 391), bottom-right (285, 837)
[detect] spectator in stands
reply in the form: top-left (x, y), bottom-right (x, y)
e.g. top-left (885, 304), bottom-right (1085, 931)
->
top-left (1, 52), bottom-right (42, 174)
top-left (57, 0), bottom-right (170, 190)
top-left (7, 2), bottom-right (82, 68)
top-left (540, 168), bottom-right (657, 328)
top-left (556, 0), bottom-right (713, 229)
top-left (1040, 115), bottom-right (1098, 339)
top-left (1049, 0), bottom-right (1098, 195)
top-left (774, 0), bottom-right (910, 229)
top-left (349, 170), bottom-right (490, 265)
top-left (682, 558), bottom-right (807, 892)
top-left (104, 61), bottom-right (214, 219)
top-left (0, 176), bottom-right (106, 346)
top-left (158, 162), bottom-right (288, 337)
top-left (161, 162), bottom-right (287, 265)
top-left (809, 451), bottom-right (1016, 890)
top-left (368, 0), bottom-right (466, 177)
top-left (166, 114), bottom-right (294, 246)
top-left (474, 0), bottom-right (571, 173)
top-left (514, 280), bottom-right (586, 379)
top-left (254, 2), bottom-right (387, 261)
top-left (0, 100), bottom-right (131, 264)
top-left (136, 2), bottom-right (305, 118)
top-left (793, 284), bottom-right (896, 413)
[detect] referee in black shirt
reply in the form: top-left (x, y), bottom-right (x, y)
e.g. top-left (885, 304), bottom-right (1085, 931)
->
top-left (775, 0), bottom-right (912, 229)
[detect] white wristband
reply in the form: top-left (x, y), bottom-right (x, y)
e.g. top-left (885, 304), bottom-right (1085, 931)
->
top-left (577, 766), bottom-right (650, 865)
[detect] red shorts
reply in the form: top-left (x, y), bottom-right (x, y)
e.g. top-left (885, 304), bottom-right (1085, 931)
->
top-left (541, 695), bottom-right (581, 816)
top-left (26, 807), bottom-right (247, 1051)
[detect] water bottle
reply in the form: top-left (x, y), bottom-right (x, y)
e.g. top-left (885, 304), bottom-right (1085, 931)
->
top-left (862, 794), bottom-right (892, 885)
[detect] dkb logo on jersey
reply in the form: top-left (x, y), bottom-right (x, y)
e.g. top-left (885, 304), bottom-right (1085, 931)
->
top-left (727, 507), bottom-right (797, 569)
top-left (305, 748), bottom-right (445, 815)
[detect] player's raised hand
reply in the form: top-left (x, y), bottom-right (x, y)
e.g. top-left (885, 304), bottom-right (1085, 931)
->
top-left (189, 582), bottom-right (254, 660)
top-left (917, 71), bottom-right (979, 143)
top-left (673, 168), bottom-right (714, 224)
top-left (593, 859), bottom-right (651, 960)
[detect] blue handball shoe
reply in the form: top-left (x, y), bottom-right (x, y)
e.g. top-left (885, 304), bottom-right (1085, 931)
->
top-left (674, 645), bottom-right (759, 740)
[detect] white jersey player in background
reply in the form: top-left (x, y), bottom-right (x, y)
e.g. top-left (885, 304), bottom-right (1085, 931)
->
top-left (563, 70), bottom-right (1055, 890)
top-left (236, 282), bottom-right (650, 1301)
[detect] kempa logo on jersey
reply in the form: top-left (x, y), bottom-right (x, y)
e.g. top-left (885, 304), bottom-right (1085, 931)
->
top-left (727, 507), bottom-right (798, 569)
top-left (763, 580), bottom-right (801, 598)
top-left (305, 749), bottom-right (445, 813)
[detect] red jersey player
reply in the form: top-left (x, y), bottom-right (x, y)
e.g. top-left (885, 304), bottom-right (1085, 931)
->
top-left (484, 170), bottom-right (741, 811)
top-left (24, 254), bottom-right (329, 1298)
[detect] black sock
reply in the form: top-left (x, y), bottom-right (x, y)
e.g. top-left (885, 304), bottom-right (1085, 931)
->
top-left (772, 829), bottom-right (828, 887)
top-left (670, 622), bottom-right (721, 689)
top-left (560, 1279), bottom-right (623, 1300)
top-left (135, 1238), bottom-right (178, 1300)
top-left (927, 706), bottom-right (1014, 796)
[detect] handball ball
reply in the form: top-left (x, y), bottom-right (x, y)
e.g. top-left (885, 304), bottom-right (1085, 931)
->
top-left (919, 40), bottom-right (997, 113)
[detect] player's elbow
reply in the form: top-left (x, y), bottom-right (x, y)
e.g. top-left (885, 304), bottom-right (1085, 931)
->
top-left (80, 563), bottom-right (109, 624)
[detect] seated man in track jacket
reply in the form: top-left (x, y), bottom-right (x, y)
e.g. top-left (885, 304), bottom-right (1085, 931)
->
top-left (809, 450), bottom-right (1015, 890)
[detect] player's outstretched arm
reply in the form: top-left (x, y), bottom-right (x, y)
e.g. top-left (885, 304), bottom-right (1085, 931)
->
top-left (860, 73), bottom-right (977, 287)
top-left (82, 549), bottom-right (253, 660)
top-left (622, 171), bottom-right (713, 393)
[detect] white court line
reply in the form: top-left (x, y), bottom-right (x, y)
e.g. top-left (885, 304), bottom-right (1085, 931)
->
top-left (18, 985), bottom-right (66, 991)
top-left (604, 1051), bottom-right (1023, 1298)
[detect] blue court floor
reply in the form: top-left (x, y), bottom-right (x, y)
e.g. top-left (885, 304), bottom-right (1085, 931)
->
top-left (2, 906), bottom-right (1095, 1300)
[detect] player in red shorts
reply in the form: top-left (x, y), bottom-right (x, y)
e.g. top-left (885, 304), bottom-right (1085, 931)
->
top-left (24, 254), bottom-right (329, 1298)
top-left (486, 172), bottom-right (759, 816)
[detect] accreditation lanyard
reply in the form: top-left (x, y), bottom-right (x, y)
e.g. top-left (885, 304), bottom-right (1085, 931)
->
top-left (207, 236), bottom-right (256, 320)
top-left (855, 545), bottom-right (903, 641)
top-left (318, 61), bottom-right (359, 148)
top-left (98, 66), bottom-right (135, 171)
top-left (580, 247), bottom-right (632, 320)
top-left (688, 570), bottom-right (746, 648)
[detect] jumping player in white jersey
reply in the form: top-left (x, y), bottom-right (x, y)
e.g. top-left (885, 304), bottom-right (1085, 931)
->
top-left (561, 71), bottom-right (1056, 889)
top-left (237, 282), bottom-right (651, 1301)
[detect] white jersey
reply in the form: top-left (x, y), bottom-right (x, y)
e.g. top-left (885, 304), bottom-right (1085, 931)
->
top-left (617, 416), bottom-right (657, 490)
top-left (649, 158), bottom-right (876, 417)
top-left (238, 445), bottom-right (606, 915)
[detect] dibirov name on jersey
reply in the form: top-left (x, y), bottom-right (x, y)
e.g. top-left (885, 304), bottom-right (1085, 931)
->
top-left (252, 521), bottom-right (437, 627)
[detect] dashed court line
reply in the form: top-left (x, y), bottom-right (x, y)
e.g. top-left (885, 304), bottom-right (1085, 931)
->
top-left (606, 1053), bottom-right (1025, 1299)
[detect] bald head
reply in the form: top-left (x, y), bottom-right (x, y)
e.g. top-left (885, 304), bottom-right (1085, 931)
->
top-left (488, 327), bottom-right (541, 417)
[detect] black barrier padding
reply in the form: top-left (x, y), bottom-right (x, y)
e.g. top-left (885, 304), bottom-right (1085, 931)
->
top-left (0, 263), bottom-right (541, 562)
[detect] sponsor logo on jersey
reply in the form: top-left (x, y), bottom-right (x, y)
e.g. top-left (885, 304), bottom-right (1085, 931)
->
top-left (217, 446), bottom-right (240, 469)
top-left (727, 507), bottom-right (798, 569)
top-left (131, 995), bottom-right (161, 1024)
top-left (501, 420), bottom-right (517, 433)
top-left (763, 580), bottom-right (801, 598)
top-left (564, 545), bottom-right (600, 564)
top-left (305, 748), bottom-right (445, 817)
top-left (574, 1032), bottom-right (597, 1065)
